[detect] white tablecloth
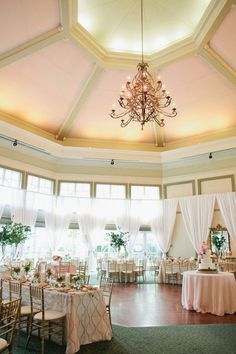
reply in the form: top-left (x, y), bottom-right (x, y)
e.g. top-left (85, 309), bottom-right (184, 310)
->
top-left (181, 270), bottom-right (236, 316)
top-left (2, 283), bottom-right (112, 354)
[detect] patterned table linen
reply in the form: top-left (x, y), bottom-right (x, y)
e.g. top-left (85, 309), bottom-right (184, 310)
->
top-left (65, 289), bottom-right (112, 354)
top-left (2, 283), bottom-right (112, 354)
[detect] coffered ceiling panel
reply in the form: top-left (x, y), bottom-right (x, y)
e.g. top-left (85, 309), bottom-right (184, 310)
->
top-left (0, 0), bottom-right (60, 54)
top-left (0, 0), bottom-right (235, 163)
top-left (0, 39), bottom-right (95, 135)
top-left (210, 7), bottom-right (236, 71)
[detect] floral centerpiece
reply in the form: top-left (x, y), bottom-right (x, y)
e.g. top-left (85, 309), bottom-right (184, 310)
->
top-left (57, 274), bottom-right (63, 283)
top-left (71, 274), bottom-right (83, 288)
top-left (23, 262), bottom-right (31, 274)
top-left (12, 266), bottom-right (21, 279)
top-left (53, 255), bottom-right (62, 262)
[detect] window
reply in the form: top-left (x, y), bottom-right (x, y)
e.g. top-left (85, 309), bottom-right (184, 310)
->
top-left (59, 182), bottom-right (91, 197)
top-left (130, 185), bottom-right (160, 200)
top-left (34, 209), bottom-right (46, 228)
top-left (27, 175), bottom-right (54, 195)
top-left (0, 205), bottom-right (11, 224)
top-left (0, 167), bottom-right (22, 188)
top-left (96, 184), bottom-right (126, 199)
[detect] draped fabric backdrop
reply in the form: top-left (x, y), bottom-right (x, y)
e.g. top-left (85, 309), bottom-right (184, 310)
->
top-left (150, 199), bottom-right (178, 258)
top-left (1, 184), bottom-right (236, 262)
top-left (179, 194), bottom-right (215, 253)
top-left (216, 192), bottom-right (236, 247)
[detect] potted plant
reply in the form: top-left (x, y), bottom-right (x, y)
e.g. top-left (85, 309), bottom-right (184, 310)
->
top-left (0, 221), bottom-right (31, 261)
top-left (107, 226), bottom-right (129, 256)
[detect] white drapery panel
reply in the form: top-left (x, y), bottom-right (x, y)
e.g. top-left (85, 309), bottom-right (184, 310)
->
top-left (44, 195), bottom-right (56, 254)
top-left (179, 194), bottom-right (215, 253)
top-left (23, 191), bottom-right (39, 227)
top-left (216, 192), bottom-right (236, 247)
top-left (0, 186), bottom-right (6, 219)
top-left (78, 213), bottom-right (97, 272)
top-left (55, 197), bottom-right (75, 251)
top-left (22, 191), bottom-right (42, 260)
top-left (10, 188), bottom-right (25, 223)
top-left (150, 199), bottom-right (178, 257)
top-left (0, 185), bottom-right (25, 222)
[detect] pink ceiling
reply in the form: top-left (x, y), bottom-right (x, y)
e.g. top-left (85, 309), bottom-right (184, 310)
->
top-left (160, 55), bottom-right (236, 142)
top-left (0, 0), bottom-right (60, 54)
top-left (69, 67), bottom-right (155, 143)
top-left (0, 40), bottom-right (95, 135)
top-left (0, 1), bottom-right (235, 152)
top-left (210, 7), bottom-right (236, 71)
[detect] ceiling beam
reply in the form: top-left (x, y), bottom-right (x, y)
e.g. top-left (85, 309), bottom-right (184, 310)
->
top-left (56, 64), bottom-right (104, 140)
top-left (59, 0), bottom-right (70, 35)
top-left (194, 0), bottom-right (234, 50)
top-left (200, 44), bottom-right (236, 86)
top-left (0, 27), bottom-right (64, 69)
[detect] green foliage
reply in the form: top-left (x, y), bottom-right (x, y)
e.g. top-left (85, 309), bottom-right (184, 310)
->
top-left (47, 268), bottom-right (52, 277)
top-left (23, 262), bottom-right (31, 273)
top-left (211, 233), bottom-right (226, 251)
top-left (0, 221), bottom-right (31, 247)
top-left (107, 226), bottom-right (129, 252)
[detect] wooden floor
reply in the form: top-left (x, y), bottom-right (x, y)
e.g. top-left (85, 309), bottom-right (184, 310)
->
top-left (111, 283), bottom-right (236, 327)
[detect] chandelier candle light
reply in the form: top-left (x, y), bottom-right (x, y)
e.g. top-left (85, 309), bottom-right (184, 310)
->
top-left (110, 0), bottom-right (177, 130)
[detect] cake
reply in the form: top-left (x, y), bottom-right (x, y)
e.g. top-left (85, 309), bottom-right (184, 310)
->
top-left (198, 249), bottom-right (216, 270)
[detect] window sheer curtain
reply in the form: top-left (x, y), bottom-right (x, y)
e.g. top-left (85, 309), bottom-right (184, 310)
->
top-left (22, 191), bottom-right (42, 260)
top-left (128, 200), bottom-right (157, 253)
top-left (0, 186), bottom-right (6, 219)
top-left (216, 192), bottom-right (236, 247)
top-left (0, 185), bottom-right (24, 222)
top-left (150, 199), bottom-right (178, 258)
top-left (55, 196), bottom-right (77, 253)
top-left (179, 194), bottom-right (215, 253)
top-left (78, 213), bottom-right (98, 272)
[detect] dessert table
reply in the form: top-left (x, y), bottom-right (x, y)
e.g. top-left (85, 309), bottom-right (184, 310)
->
top-left (2, 282), bottom-right (112, 354)
top-left (182, 270), bottom-right (236, 316)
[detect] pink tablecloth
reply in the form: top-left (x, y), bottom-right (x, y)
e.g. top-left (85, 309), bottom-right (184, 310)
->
top-left (181, 270), bottom-right (236, 316)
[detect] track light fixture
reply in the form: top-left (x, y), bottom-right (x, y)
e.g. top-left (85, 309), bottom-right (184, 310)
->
top-left (209, 152), bottom-right (212, 159)
top-left (111, 159), bottom-right (114, 165)
top-left (13, 139), bottom-right (18, 147)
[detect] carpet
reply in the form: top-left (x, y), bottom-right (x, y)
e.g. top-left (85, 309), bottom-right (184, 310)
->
top-left (15, 323), bottom-right (236, 354)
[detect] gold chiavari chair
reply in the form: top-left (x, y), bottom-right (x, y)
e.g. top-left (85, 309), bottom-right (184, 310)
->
top-left (100, 276), bottom-right (113, 328)
top-left (107, 260), bottom-right (119, 283)
top-left (163, 260), bottom-right (179, 285)
top-left (8, 281), bottom-right (37, 345)
top-left (121, 261), bottom-right (135, 283)
top-left (59, 261), bottom-right (71, 275)
top-left (26, 285), bottom-right (65, 354)
top-left (178, 260), bottom-right (189, 284)
top-left (0, 297), bottom-right (21, 354)
top-left (134, 260), bottom-right (145, 283)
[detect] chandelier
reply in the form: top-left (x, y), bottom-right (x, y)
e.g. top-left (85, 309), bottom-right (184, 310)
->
top-left (110, 0), bottom-right (177, 130)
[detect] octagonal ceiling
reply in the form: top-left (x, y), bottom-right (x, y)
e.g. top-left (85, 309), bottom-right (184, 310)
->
top-left (0, 0), bottom-right (235, 165)
top-left (77, 0), bottom-right (212, 55)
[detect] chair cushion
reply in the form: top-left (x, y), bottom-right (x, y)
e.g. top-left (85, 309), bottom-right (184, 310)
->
top-left (21, 305), bottom-right (38, 315)
top-left (34, 310), bottom-right (65, 321)
top-left (0, 338), bottom-right (8, 350)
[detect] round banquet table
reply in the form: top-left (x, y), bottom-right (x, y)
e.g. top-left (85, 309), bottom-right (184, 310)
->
top-left (181, 270), bottom-right (236, 316)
